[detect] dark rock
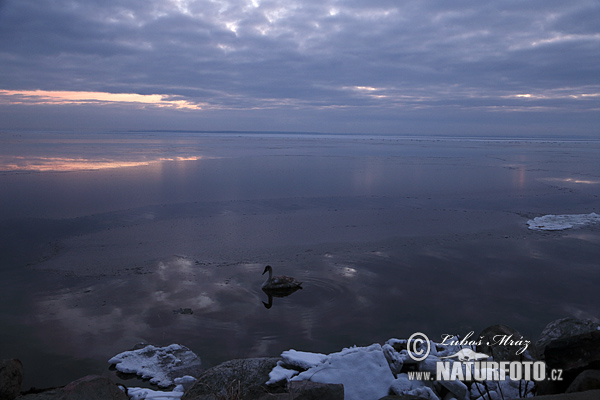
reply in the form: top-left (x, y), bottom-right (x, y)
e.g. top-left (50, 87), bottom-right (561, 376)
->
top-left (16, 375), bottom-right (127, 400)
top-left (288, 380), bottom-right (343, 400)
top-left (544, 330), bottom-right (600, 372)
top-left (513, 389), bottom-right (600, 400)
top-left (182, 357), bottom-right (281, 400)
top-left (0, 359), bottom-right (23, 400)
top-left (566, 369), bottom-right (600, 393)
top-left (477, 324), bottom-right (537, 362)
top-left (257, 381), bottom-right (343, 400)
top-left (536, 378), bottom-right (568, 397)
top-left (536, 318), bottom-right (600, 358)
top-left (15, 388), bottom-right (63, 400)
top-left (435, 379), bottom-right (468, 400)
top-left (61, 375), bottom-right (128, 399)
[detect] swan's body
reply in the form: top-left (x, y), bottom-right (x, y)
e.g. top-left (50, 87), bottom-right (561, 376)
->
top-left (261, 265), bottom-right (302, 291)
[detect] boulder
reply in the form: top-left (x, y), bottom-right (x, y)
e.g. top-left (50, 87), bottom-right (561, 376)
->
top-left (566, 369), bottom-right (600, 393)
top-left (182, 357), bottom-right (281, 400)
top-left (256, 381), bottom-right (343, 400)
top-left (0, 359), bottom-right (23, 400)
top-left (16, 375), bottom-right (127, 400)
top-left (536, 318), bottom-right (600, 358)
top-left (516, 389), bottom-right (600, 399)
top-left (544, 330), bottom-right (600, 372)
top-left (61, 375), bottom-right (128, 399)
top-left (435, 379), bottom-right (468, 400)
top-left (15, 388), bottom-right (62, 400)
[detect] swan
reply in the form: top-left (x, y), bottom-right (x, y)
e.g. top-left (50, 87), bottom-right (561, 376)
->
top-left (261, 265), bottom-right (302, 291)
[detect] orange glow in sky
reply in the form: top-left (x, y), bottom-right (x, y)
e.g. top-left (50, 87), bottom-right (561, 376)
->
top-left (0, 90), bottom-right (203, 110)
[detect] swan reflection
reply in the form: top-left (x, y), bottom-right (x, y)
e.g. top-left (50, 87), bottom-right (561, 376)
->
top-left (262, 286), bottom-right (303, 309)
top-left (261, 265), bottom-right (303, 309)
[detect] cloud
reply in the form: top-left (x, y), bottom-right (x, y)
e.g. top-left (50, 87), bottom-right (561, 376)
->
top-left (0, 90), bottom-right (204, 109)
top-left (0, 0), bottom-right (598, 133)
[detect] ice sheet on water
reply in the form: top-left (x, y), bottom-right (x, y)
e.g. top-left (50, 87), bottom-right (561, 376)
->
top-left (527, 213), bottom-right (600, 231)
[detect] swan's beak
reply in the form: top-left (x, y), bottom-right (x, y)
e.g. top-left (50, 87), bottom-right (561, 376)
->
top-left (262, 267), bottom-right (268, 275)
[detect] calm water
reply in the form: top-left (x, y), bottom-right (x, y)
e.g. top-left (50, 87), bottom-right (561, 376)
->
top-left (0, 131), bottom-right (599, 389)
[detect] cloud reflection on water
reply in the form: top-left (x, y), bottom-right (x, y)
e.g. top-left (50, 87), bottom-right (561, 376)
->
top-left (0, 155), bottom-right (201, 172)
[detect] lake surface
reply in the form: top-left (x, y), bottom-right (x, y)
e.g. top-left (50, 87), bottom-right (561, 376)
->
top-left (0, 131), bottom-right (599, 389)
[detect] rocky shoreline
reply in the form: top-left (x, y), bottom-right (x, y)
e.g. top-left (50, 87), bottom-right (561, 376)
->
top-left (2, 317), bottom-right (600, 400)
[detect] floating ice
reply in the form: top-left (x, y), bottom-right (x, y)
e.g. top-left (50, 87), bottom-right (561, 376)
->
top-left (108, 344), bottom-right (201, 387)
top-left (527, 212), bottom-right (600, 231)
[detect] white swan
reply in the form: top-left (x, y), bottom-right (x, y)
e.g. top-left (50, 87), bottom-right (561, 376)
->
top-left (261, 265), bottom-right (302, 291)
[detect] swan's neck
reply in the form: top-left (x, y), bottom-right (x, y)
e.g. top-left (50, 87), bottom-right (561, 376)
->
top-left (267, 267), bottom-right (273, 280)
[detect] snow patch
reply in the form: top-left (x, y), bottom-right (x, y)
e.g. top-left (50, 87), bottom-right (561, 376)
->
top-left (282, 349), bottom-right (328, 369)
top-left (266, 361), bottom-right (299, 385)
top-left (126, 386), bottom-right (184, 400)
top-left (290, 344), bottom-right (395, 400)
top-left (108, 344), bottom-right (201, 387)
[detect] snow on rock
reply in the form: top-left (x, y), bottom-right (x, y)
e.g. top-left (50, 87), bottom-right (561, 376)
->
top-left (281, 349), bottom-right (328, 369)
top-left (126, 385), bottom-right (185, 400)
top-left (266, 361), bottom-right (299, 385)
top-left (290, 343), bottom-right (395, 400)
top-left (390, 373), bottom-right (439, 400)
top-left (527, 212), bottom-right (600, 231)
top-left (109, 344), bottom-right (201, 387)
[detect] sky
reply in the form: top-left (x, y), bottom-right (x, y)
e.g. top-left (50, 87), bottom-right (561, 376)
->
top-left (0, 0), bottom-right (598, 136)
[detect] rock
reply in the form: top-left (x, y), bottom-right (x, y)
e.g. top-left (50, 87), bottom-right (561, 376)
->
top-left (544, 330), bottom-right (600, 372)
top-left (565, 369), bottom-right (600, 393)
top-left (0, 359), bottom-right (23, 400)
top-left (16, 375), bottom-right (127, 400)
top-left (477, 325), bottom-right (536, 362)
top-left (389, 374), bottom-right (438, 400)
top-left (257, 381), bottom-right (343, 400)
top-left (61, 375), bottom-right (128, 399)
top-left (182, 357), bottom-right (281, 400)
top-left (267, 380), bottom-right (343, 400)
top-left (517, 390), bottom-right (600, 399)
top-left (435, 379), bottom-right (468, 400)
top-left (471, 379), bottom-right (534, 400)
top-left (15, 388), bottom-right (62, 400)
top-left (536, 318), bottom-right (600, 358)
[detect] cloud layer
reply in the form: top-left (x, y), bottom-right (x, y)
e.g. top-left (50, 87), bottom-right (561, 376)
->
top-left (0, 0), bottom-right (598, 134)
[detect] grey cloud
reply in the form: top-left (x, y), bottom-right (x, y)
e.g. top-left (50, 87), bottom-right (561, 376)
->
top-left (0, 0), bottom-right (598, 133)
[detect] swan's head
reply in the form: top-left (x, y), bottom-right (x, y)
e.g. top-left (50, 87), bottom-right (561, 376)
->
top-left (262, 265), bottom-right (272, 275)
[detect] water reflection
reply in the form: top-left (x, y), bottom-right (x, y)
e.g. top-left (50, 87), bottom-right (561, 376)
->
top-left (540, 177), bottom-right (600, 185)
top-left (3, 132), bottom-right (600, 390)
top-left (0, 155), bottom-right (201, 172)
top-left (261, 287), bottom-right (303, 309)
